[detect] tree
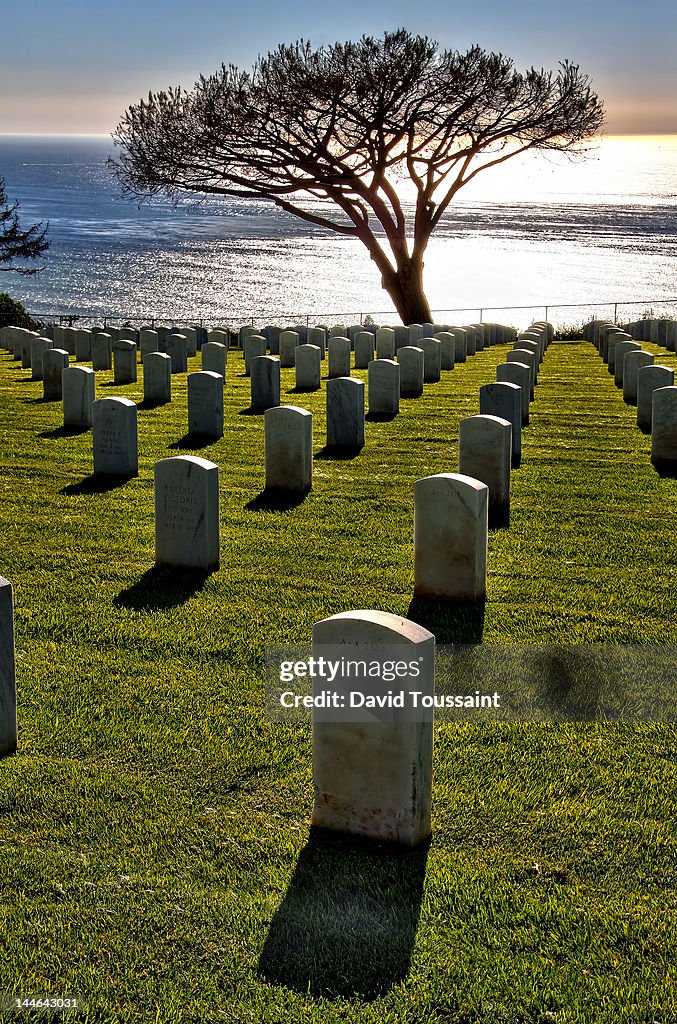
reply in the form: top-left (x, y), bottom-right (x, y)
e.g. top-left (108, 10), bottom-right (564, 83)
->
top-left (111, 30), bottom-right (604, 324)
top-left (0, 177), bottom-right (50, 276)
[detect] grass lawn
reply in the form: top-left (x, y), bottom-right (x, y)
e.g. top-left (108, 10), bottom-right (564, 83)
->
top-left (0, 335), bottom-right (675, 1023)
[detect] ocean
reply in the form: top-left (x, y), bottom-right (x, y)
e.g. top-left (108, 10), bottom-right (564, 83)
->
top-left (0, 134), bottom-right (675, 330)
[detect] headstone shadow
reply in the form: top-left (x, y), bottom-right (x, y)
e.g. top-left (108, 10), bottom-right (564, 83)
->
top-left (23, 396), bottom-right (51, 405)
top-left (40, 425), bottom-right (90, 439)
top-left (114, 565), bottom-right (211, 611)
top-left (314, 445), bottom-right (363, 461)
top-left (61, 474), bottom-right (131, 496)
top-left (365, 411), bottom-right (398, 423)
top-left (652, 459), bottom-right (677, 479)
top-left (246, 488), bottom-right (309, 511)
top-left (238, 407), bottom-right (264, 417)
top-left (407, 596), bottom-right (486, 643)
top-left (258, 827), bottom-right (429, 999)
top-left (14, 376), bottom-right (33, 383)
top-left (169, 433), bottom-right (218, 450)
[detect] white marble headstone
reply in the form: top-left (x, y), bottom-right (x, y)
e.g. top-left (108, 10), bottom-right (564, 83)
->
top-left (154, 456), bottom-right (220, 570)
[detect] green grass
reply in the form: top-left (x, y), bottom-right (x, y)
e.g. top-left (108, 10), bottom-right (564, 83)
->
top-left (0, 338), bottom-right (675, 1023)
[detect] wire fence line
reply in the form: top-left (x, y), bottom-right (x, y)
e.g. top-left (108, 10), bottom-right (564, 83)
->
top-left (25, 296), bottom-right (677, 331)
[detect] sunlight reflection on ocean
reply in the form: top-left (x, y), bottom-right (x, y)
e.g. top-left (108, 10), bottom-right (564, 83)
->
top-left (1, 134), bottom-right (675, 328)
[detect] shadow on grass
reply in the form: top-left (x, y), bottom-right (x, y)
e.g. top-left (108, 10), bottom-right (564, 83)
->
top-left (14, 375), bottom-right (34, 383)
top-left (652, 458), bottom-right (677, 479)
top-left (40, 425), bottom-right (90, 439)
top-left (287, 386), bottom-right (320, 395)
top-left (365, 411), bottom-right (398, 423)
top-left (314, 445), bottom-right (363, 461)
top-left (169, 433), bottom-right (219, 450)
top-left (246, 488), bottom-right (309, 511)
top-left (61, 474), bottom-right (133, 495)
top-left (259, 827), bottom-right (429, 1000)
top-left (238, 407), bottom-right (266, 417)
top-left (100, 379), bottom-right (136, 388)
top-left (138, 399), bottom-right (171, 410)
top-left (114, 565), bottom-right (211, 611)
top-left (407, 596), bottom-right (486, 643)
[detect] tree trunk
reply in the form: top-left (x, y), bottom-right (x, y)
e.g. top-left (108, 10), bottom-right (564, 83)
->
top-left (381, 254), bottom-right (432, 325)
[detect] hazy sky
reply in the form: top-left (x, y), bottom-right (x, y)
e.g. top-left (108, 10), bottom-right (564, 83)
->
top-left (2, 0), bottom-right (676, 135)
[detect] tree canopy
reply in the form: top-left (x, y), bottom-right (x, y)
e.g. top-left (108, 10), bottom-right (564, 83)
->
top-left (0, 177), bottom-right (50, 276)
top-left (112, 30), bottom-right (604, 323)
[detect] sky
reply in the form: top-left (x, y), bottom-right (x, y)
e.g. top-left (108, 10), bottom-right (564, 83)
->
top-left (1, 0), bottom-right (676, 135)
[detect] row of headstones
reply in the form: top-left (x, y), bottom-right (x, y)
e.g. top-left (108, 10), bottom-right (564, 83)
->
top-left (468, 322), bottom-right (552, 525)
top-left (244, 321), bottom-right (517, 417)
top-left (584, 320), bottom-right (677, 468)
top-left (0, 579), bottom-right (428, 845)
top-left (153, 321), bottom-right (554, 577)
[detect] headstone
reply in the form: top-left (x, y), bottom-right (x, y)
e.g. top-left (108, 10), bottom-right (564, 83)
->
top-left (20, 335), bottom-right (32, 369)
top-left (74, 329), bottom-right (92, 361)
top-left (208, 329), bottom-right (230, 348)
top-left (608, 334), bottom-right (635, 375)
top-left (414, 474), bottom-right (488, 600)
top-left (507, 349), bottom-right (536, 395)
top-left (201, 342), bottom-right (227, 380)
top-left (614, 340), bottom-right (641, 387)
top-left (451, 328), bottom-right (467, 363)
top-left (154, 456), bottom-right (219, 571)
top-left (139, 330), bottom-right (159, 363)
top-left (238, 325), bottom-right (258, 349)
top-left (480, 382), bottom-right (522, 467)
top-left (92, 333), bottom-right (112, 371)
top-left (265, 405), bottom-right (313, 492)
top-left (398, 346), bottom-right (424, 395)
top-left (375, 327), bottom-right (395, 360)
top-left (434, 332), bottom-right (455, 371)
top-left (311, 609), bottom-right (434, 845)
top-left (420, 337), bottom-right (441, 383)
top-left (293, 324), bottom-right (308, 345)
top-left (188, 371), bottom-right (224, 437)
top-left (637, 365), bottom-right (674, 430)
top-left (30, 337), bottom-right (53, 380)
top-left (652, 386), bottom-right (677, 469)
top-left (0, 577), bottom-right (17, 756)
top-left (408, 324), bottom-right (423, 345)
top-left (61, 327), bottom-right (76, 356)
top-left (92, 397), bottom-right (138, 476)
top-left (328, 337), bottom-right (351, 378)
top-left (244, 334), bottom-right (267, 376)
top-left (459, 415), bottom-right (512, 526)
top-left (63, 366), bottom-right (95, 427)
top-left (251, 355), bottom-right (281, 410)
top-left (182, 327), bottom-right (198, 357)
top-left (263, 325), bottom-right (282, 355)
top-left (113, 340), bottom-right (137, 384)
top-left (326, 377), bottom-right (365, 449)
top-left (42, 348), bottom-right (69, 401)
top-left (665, 321), bottom-right (677, 353)
top-left (308, 327), bottom-right (326, 358)
top-left (166, 334), bottom-right (188, 374)
top-left (354, 332), bottom-right (375, 369)
top-left (623, 351), bottom-right (653, 404)
top-left (329, 324), bottom-right (347, 338)
top-left (143, 352), bottom-right (172, 405)
top-left (295, 344), bottom-right (321, 391)
top-left (470, 324), bottom-right (485, 351)
top-left (464, 326), bottom-right (477, 357)
top-left (394, 325), bottom-right (409, 351)
top-left (279, 331), bottom-right (298, 368)
top-left (368, 359), bottom-right (400, 416)
top-left (496, 362), bottom-right (530, 424)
